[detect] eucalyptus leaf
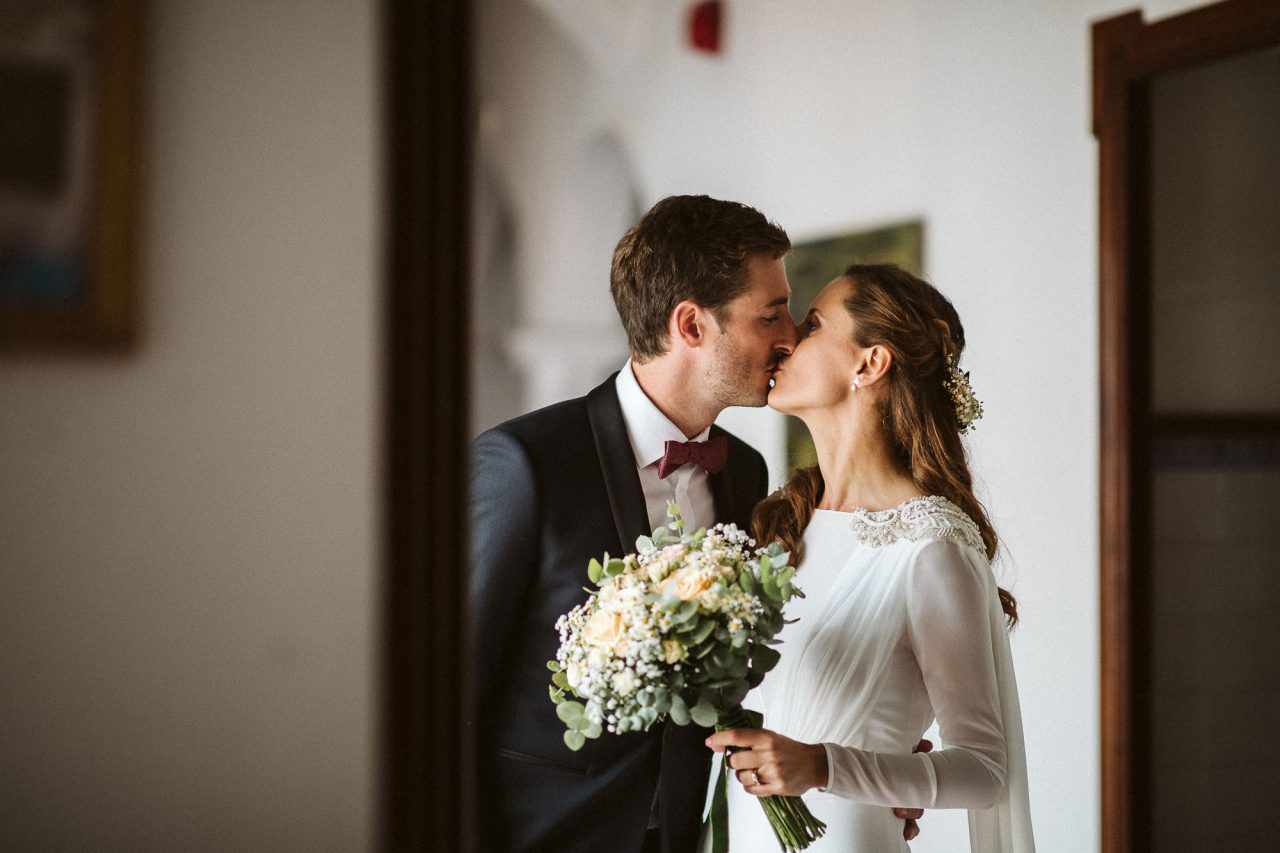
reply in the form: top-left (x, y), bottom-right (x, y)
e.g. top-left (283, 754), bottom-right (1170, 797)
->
top-left (721, 680), bottom-right (750, 708)
top-left (752, 643), bottom-right (781, 672)
top-left (605, 558), bottom-right (626, 576)
top-left (636, 535), bottom-right (655, 552)
top-left (738, 569), bottom-right (756, 595)
top-left (587, 558), bottom-right (603, 584)
top-left (690, 619), bottom-right (715, 645)
top-left (564, 730), bottom-right (586, 751)
top-left (546, 660), bottom-right (561, 672)
top-left (689, 697), bottom-right (718, 728)
top-left (551, 671), bottom-right (569, 690)
top-left (556, 701), bottom-right (585, 725)
top-left (761, 576), bottom-right (781, 603)
top-left (669, 694), bottom-right (691, 726)
top-left (548, 685), bottom-right (564, 704)
top-left (583, 721), bottom-right (602, 739)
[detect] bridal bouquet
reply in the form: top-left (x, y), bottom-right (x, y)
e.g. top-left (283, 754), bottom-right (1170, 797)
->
top-left (547, 503), bottom-right (826, 852)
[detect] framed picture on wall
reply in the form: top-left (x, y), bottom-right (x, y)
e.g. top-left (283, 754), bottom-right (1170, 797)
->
top-left (784, 220), bottom-right (924, 470)
top-left (0, 0), bottom-right (143, 350)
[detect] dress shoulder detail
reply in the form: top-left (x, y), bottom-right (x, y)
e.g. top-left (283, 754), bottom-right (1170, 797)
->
top-left (847, 496), bottom-right (986, 557)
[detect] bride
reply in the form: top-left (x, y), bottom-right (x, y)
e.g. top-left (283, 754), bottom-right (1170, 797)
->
top-left (704, 264), bottom-right (1035, 852)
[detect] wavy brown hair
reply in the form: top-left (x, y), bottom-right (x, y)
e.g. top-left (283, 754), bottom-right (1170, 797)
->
top-left (752, 264), bottom-right (1018, 626)
top-left (611, 195), bottom-right (791, 362)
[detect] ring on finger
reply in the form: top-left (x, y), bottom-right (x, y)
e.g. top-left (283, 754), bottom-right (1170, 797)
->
top-left (751, 770), bottom-right (761, 786)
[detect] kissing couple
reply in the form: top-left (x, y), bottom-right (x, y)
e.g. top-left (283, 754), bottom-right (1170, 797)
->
top-left (470, 195), bottom-right (1035, 852)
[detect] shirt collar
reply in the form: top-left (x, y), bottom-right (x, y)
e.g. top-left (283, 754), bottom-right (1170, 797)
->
top-left (615, 359), bottom-right (712, 469)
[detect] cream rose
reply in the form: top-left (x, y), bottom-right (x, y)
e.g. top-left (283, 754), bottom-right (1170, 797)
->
top-left (666, 568), bottom-right (712, 601)
top-left (583, 608), bottom-right (626, 649)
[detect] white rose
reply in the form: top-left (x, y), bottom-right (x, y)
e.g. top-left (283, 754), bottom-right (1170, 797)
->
top-left (611, 669), bottom-right (638, 696)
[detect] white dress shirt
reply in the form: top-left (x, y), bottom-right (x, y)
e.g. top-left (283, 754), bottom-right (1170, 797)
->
top-left (614, 360), bottom-right (717, 535)
top-left (615, 360), bottom-right (720, 831)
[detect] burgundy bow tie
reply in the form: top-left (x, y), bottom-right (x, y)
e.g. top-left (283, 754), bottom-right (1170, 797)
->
top-left (656, 435), bottom-right (728, 479)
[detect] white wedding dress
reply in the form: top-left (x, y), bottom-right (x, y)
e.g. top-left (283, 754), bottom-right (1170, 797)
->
top-left (710, 496), bottom-right (1035, 852)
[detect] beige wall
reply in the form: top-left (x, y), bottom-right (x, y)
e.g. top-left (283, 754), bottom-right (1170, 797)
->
top-left (0, 1), bottom-right (381, 850)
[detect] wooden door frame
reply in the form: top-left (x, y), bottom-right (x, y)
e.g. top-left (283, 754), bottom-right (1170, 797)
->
top-left (381, 0), bottom-right (473, 850)
top-left (1092, 2), bottom-right (1280, 851)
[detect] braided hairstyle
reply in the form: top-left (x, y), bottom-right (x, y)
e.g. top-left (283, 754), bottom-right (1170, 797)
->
top-left (752, 263), bottom-right (1017, 626)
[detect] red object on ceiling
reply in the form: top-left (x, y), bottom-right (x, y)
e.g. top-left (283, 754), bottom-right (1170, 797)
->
top-left (689, 1), bottom-right (722, 54)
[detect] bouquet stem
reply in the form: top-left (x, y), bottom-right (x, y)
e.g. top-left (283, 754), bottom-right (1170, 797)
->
top-left (708, 706), bottom-right (827, 853)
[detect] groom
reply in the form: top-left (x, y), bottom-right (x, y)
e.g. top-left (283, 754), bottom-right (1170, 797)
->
top-left (469, 195), bottom-right (795, 852)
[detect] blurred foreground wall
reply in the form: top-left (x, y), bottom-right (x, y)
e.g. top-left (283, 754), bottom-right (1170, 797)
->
top-left (0, 1), bottom-right (381, 849)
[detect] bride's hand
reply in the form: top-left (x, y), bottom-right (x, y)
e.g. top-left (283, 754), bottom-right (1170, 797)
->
top-left (705, 728), bottom-right (829, 797)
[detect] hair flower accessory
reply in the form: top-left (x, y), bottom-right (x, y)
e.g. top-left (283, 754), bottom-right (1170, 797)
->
top-left (943, 354), bottom-right (984, 434)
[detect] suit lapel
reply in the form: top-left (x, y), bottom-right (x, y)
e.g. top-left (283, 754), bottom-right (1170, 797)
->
top-left (706, 425), bottom-right (739, 528)
top-left (587, 376), bottom-right (651, 552)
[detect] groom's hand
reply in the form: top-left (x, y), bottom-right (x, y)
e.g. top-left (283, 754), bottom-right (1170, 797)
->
top-left (893, 738), bottom-right (933, 841)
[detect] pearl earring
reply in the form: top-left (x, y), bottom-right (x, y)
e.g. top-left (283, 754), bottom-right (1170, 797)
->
top-left (850, 378), bottom-right (861, 392)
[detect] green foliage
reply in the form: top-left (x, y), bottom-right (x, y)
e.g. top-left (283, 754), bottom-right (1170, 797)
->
top-left (751, 643), bottom-right (782, 674)
top-left (669, 693), bottom-right (691, 726)
top-left (556, 700), bottom-right (585, 726)
top-left (690, 696), bottom-right (718, 728)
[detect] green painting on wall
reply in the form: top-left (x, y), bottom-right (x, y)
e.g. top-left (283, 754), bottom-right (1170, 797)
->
top-left (783, 220), bottom-right (925, 471)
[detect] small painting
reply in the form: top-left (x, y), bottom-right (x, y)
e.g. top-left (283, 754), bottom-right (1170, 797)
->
top-left (0, 0), bottom-right (142, 350)
top-left (784, 221), bottom-right (925, 470)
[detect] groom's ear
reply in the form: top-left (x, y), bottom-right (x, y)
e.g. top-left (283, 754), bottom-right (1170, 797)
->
top-left (671, 300), bottom-right (706, 349)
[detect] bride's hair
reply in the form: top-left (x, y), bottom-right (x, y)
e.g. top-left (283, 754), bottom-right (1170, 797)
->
top-left (751, 263), bottom-right (1018, 626)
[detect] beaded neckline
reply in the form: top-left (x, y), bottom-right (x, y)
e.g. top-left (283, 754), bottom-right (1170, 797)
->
top-left (845, 495), bottom-right (986, 556)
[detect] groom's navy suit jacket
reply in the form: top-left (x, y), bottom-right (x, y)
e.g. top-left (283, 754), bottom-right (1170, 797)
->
top-left (469, 375), bottom-right (769, 853)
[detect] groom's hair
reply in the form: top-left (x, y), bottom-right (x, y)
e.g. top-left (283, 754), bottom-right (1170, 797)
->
top-left (610, 195), bottom-right (790, 361)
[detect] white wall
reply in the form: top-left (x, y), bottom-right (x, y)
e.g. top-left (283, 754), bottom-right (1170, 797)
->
top-left (477, 1), bottom-right (1218, 849)
top-left (0, 1), bottom-right (380, 850)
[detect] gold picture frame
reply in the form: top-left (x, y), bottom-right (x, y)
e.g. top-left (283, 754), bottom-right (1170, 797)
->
top-left (0, 0), bottom-right (143, 350)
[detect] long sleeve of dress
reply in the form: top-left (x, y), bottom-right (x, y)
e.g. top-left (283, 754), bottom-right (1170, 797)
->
top-left (820, 538), bottom-right (1009, 809)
